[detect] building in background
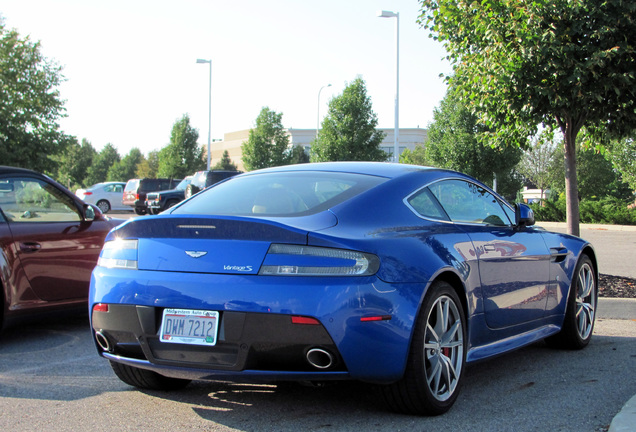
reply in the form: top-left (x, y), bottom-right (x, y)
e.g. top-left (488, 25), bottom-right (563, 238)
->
top-left (208, 127), bottom-right (427, 171)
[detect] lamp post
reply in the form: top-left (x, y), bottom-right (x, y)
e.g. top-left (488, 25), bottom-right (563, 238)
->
top-left (317, 84), bottom-right (332, 137)
top-left (377, 10), bottom-right (399, 162)
top-left (196, 58), bottom-right (212, 170)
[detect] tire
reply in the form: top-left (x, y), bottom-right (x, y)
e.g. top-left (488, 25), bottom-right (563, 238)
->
top-left (96, 200), bottom-right (110, 213)
top-left (380, 281), bottom-right (466, 415)
top-left (165, 200), bottom-right (178, 209)
top-left (134, 207), bottom-right (146, 215)
top-left (546, 254), bottom-right (597, 350)
top-left (109, 361), bottom-right (191, 391)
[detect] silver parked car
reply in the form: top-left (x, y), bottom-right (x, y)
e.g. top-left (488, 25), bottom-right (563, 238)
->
top-left (76, 182), bottom-right (130, 213)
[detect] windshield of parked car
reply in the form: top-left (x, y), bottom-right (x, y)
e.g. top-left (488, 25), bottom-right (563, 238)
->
top-left (176, 178), bottom-right (192, 190)
top-left (172, 171), bottom-right (388, 217)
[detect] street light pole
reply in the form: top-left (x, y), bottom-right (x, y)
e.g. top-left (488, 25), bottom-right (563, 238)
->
top-left (317, 84), bottom-right (332, 137)
top-left (377, 10), bottom-right (399, 162)
top-left (196, 58), bottom-right (212, 170)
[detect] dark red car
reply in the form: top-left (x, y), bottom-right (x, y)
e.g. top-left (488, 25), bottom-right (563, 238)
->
top-left (0, 166), bottom-right (123, 331)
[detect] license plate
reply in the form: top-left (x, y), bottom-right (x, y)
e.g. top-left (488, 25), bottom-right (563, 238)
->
top-left (160, 308), bottom-right (219, 346)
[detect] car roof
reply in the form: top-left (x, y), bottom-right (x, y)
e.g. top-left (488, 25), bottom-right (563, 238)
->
top-left (244, 162), bottom-right (440, 179)
top-left (0, 165), bottom-right (42, 176)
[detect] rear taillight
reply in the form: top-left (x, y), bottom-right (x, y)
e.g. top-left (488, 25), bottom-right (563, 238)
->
top-left (97, 239), bottom-right (138, 269)
top-left (259, 244), bottom-right (379, 277)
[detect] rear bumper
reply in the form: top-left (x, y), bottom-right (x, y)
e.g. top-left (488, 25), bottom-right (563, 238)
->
top-left (89, 267), bottom-right (424, 383)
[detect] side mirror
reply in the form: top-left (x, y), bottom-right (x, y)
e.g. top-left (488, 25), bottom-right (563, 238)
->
top-left (84, 204), bottom-right (99, 221)
top-left (515, 203), bottom-right (535, 227)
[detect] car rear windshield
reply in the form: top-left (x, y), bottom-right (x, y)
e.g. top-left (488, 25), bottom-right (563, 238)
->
top-left (124, 180), bottom-right (139, 192)
top-left (172, 171), bottom-right (388, 217)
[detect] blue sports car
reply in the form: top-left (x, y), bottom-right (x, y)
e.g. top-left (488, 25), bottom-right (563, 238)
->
top-left (89, 162), bottom-right (597, 415)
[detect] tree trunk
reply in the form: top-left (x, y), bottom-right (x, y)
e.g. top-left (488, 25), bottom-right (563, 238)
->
top-left (559, 115), bottom-right (582, 237)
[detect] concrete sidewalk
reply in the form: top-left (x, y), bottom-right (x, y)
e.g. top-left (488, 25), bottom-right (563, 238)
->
top-left (598, 298), bottom-right (636, 431)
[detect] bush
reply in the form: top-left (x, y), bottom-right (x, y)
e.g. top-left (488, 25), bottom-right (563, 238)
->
top-left (530, 195), bottom-right (636, 225)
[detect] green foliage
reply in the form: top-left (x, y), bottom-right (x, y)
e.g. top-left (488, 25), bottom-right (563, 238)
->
top-left (241, 107), bottom-right (291, 171)
top-left (158, 114), bottom-right (205, 178)
top-left (423, 88), bottom-right (523, 199)
top-left (311, 77), bottom-right (387, 162)
top-left (0, 18), bottom-right (70, 173)
top-left (212, 150), bottom-right (238, 171)
top-left (399, 145), bottom-right (429, 166)
top-left (517, 130), bottom-right (560, 196)
top-left (50, 137), bottom-right (97, 191)
top-left (549, 146), bottom-right (633, 201)
top-left (531, 195), bottom-right (636, 225)
top-left (607, 138), bottom-right (636, 191)
top-left (84, 144), bottom-right (121, 186)
top-left (136, 150), bottom-right (159, 178)
top-left (288, 145), bottom-right (310, 165)
top-left (108, 148), bottom-right (144, 181)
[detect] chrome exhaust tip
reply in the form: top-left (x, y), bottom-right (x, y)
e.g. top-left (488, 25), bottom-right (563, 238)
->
top-left (306, 348), bottom-right (334, 369)
top-left (95, 331), bottom-right (111, 352)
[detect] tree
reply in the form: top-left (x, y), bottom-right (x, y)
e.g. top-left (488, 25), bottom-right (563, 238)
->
top-left (136, 150), bottom-right (159, 178)
top-left (419, 0), bottom-right (636, 235)
top-left (241, 107), bottom-right (291, 171)
top-left (53, 137), bottom-right (97, 190)
top-left (549, 145), bottom-right (633, 201)
top-left (84, 143), bottom-right (120, 186)
top-left (212, 150), bottom-right (238, 171)
top-left (311, 77), bottom-right (387, 162)
top-left (422, 88), bottom-right (523, 199)
top-left (108, 147), bottom-right (144, 181)
top-left (399, 145), bottom-right (429, 166)
top-left (606, 138), bottom-right (636, 192)
top-left (158, 114), bottom-right (205, 178)
top-left (517, 130), bottom-right (559, 202)
top-left (0, 18), bottom-right (70, 173)
top-left (289, 145), bottom-right (310, 165)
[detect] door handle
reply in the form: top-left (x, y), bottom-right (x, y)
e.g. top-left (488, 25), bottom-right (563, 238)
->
top-left (20, 242), bottom-right (42, 253)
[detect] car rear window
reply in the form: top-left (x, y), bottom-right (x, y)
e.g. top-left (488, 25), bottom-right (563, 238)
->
top-left (124, 180), bottom-right (139, 192)
top-left (172, 171), bottom-right (388, 217)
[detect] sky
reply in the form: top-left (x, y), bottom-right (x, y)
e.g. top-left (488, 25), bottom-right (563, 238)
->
top-left (2, 0), bottom-right (451, 157)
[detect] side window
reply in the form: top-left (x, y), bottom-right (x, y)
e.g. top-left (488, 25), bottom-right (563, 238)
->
top-left (429, 179), bottom-right (511, 226)
top-left (406, 187), bottom-right (448, 220)
top-left (0, 177), bottom-right (81, 223)
top-left (114, 184), bottom-right (124, 193)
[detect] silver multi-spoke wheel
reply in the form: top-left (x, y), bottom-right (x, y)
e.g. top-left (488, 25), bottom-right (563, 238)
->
top-left (546, 254), bottom-right (596, 350)
top-left (575, 262), bottom-right (596, 340)
top-left (380, 281), bottom-right (466, 415)
top-left (424, 295), bottom-right (463, 402)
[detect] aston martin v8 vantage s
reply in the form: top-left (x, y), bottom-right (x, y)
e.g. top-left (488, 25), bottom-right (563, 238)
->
top-left (89, 162), bottom-right (597, 415)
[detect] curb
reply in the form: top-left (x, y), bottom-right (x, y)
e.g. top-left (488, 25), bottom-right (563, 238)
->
top-left (597, 298), bottom-right (636, 320)
top-left (598, 298), bottom-right (636, 432)
top-left (537, 222), bottom-right (636, 232)
top-left (610, 394), bottom-right (636, 432)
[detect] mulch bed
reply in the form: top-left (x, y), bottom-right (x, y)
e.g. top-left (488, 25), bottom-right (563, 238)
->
top-left (599, 274), bottom-right (636, 298)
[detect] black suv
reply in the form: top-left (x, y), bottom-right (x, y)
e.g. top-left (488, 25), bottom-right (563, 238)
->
top-left (184, 170), bottom-right (241, 199)
top-left (123, 178), bottom-right (181, 215)
top-left (144, 176), bottom-right (192, 214)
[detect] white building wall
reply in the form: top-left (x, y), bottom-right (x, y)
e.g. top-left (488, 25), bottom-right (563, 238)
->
top-left (210, 127), bottom-right (427, 171)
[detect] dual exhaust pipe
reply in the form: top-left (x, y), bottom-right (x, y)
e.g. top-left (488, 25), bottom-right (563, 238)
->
top-left (96, 331), bottom-right (335, 370)
top-left (306, 347), bottom-right (334, 369)
top-left (95, 331), bottom-right (112, 352)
